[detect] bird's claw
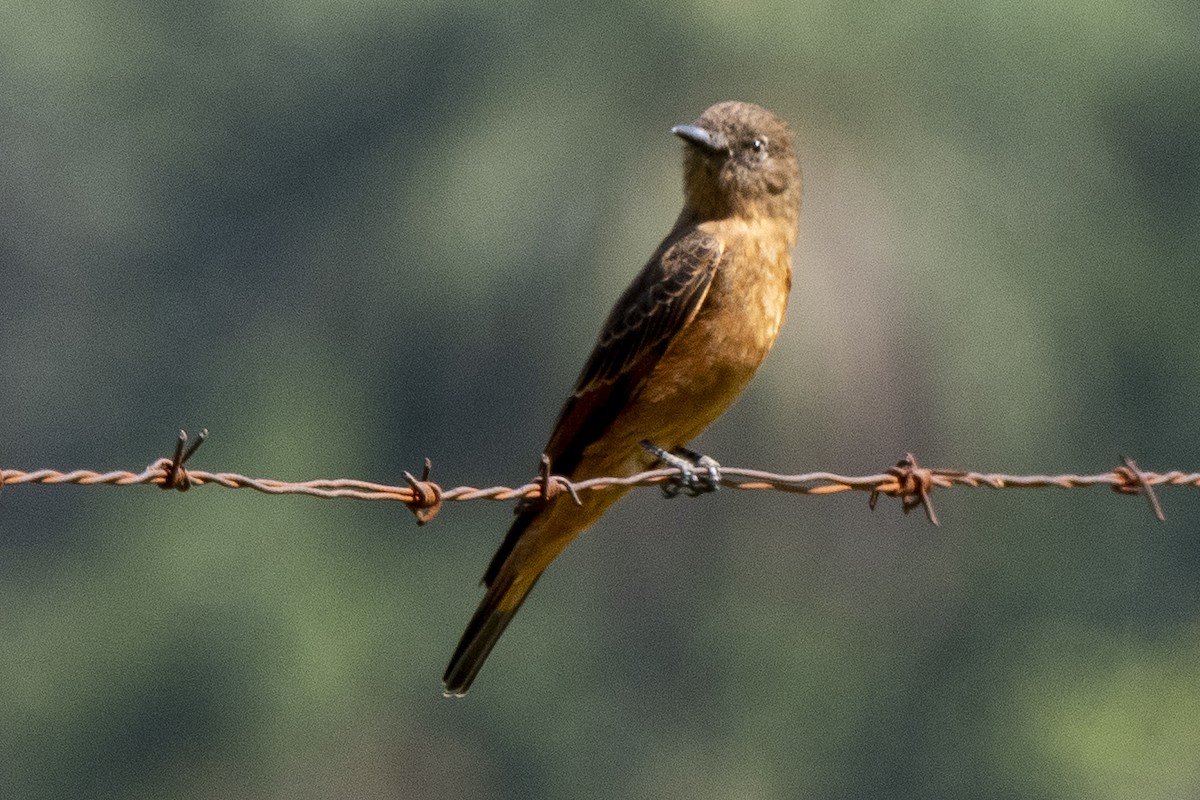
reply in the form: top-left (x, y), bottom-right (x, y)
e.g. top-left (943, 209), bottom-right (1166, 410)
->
top-left (640, 440), bottom-right (722, 498)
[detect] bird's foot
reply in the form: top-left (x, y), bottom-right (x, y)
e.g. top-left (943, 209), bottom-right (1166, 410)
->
top-left (640, 440), bottom-right (722, 498)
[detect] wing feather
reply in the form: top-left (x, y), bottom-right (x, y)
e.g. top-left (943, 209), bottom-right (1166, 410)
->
top-left (545, 230), bottom-right (724, 476)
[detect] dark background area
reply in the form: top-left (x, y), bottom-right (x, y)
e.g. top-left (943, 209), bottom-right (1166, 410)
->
top-left (3, 2), bottom-right (1199, 797)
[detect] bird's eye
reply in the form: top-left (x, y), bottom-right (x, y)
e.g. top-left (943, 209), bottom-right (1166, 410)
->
top-left (751, 138), bottom-right (766, 153)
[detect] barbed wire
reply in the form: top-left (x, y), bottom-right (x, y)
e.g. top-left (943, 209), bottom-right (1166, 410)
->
top-left (0, 429), bottom-right (1189, 526)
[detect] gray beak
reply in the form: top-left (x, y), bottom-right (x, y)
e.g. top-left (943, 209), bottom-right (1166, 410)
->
top-left (672, 123), bottom-right (727, 154)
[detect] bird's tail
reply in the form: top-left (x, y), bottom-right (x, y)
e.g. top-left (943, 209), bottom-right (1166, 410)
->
top-left (442, 568), bottom-right (542, 697)
top-left (443, 490), bottom-right (614, 696)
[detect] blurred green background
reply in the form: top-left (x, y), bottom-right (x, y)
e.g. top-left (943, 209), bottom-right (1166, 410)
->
top-left (3, 1), bottom-right (1200, 797)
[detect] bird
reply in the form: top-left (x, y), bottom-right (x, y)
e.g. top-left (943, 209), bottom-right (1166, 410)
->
top-left (443, 101), bottom-right (802, 696)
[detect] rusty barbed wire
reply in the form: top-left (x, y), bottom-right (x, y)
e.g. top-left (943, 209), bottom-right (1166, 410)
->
top-left (0, 430), bottom-right (1191, 526)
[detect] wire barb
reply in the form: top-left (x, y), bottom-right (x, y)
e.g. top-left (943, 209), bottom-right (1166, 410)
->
top-left (159, 428), bottom-right (208, 492)
top-left (536, 455), bottom-right (583, 507)
top-left (1114, 455), bottom-right (1166, 522)
top-left (402, 458), bottom-right (443, 525)
top-left (868, 453), bottom-right (940, 526)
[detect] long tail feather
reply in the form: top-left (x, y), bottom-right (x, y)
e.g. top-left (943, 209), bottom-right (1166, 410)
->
top-left (442, 571), bottom-right (541, 697)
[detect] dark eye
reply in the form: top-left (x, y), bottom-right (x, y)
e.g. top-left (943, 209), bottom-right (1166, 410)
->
top-left (751, 138), bottom-right (766, 153)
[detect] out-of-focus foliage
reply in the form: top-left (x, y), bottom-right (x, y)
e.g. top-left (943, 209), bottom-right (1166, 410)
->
top-left (2, 1), bottom-right (1199, 797)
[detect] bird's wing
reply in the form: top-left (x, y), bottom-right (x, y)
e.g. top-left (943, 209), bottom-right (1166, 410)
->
top-left (480, 230), bottom-right (723, 589)
top-left (544, 229), bottom-right (724, 473)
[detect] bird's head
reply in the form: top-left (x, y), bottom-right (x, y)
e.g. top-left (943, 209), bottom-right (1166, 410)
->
top-left (673, 101), bottom-right (802, 225)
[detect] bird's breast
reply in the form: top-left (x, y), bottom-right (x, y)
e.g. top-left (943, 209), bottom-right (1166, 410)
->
top-left (634, 216), bottom-right (793, 422)
top-left (694, 215), bottom-right (793, 365)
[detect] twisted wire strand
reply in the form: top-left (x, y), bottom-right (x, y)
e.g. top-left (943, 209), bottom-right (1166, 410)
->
top-left (2, 450), bottom-right (1192, 525)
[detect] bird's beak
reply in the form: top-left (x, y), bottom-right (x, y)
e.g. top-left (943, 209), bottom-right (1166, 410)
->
top-left (672, 123), bottom-right (728, 154)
